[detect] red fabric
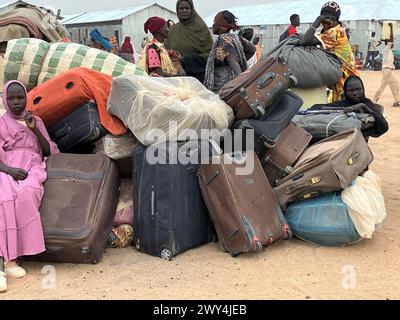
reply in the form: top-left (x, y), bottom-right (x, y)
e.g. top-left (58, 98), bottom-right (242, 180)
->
top-left (288, 25), bottom-right (297, 36)
top-left (147, 48), bottom-right (161, 68)
top-left (144, 17), bottom-right (167, 34)
top-left (121, 36), bottom-right (134, 54)
top-left (27, 67), bottom-right (127, 136)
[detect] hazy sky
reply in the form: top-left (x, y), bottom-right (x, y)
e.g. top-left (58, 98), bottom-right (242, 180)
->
top-left (14, 0), bottom-right (278, 16)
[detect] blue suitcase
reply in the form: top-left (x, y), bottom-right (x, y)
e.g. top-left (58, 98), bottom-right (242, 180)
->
top-left (285, 192), bottom-right (362, 247)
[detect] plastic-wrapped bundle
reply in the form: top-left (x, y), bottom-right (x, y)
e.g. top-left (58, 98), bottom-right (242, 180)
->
top-left (107, 75), bottom-right (234, 146)
top-left (93, 133), bottom-right (137, 160)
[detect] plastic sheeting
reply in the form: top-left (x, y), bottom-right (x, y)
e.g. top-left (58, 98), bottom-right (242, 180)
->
top-left (107, 75), bottom-right (234, 146)
top-left (341, 171), bottom-right (387, 239)
top-left (93, 133), bottom-right (137, 160)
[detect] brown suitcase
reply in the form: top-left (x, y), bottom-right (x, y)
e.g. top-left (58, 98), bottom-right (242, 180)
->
top-left (219, 57), bottom-right (297, 121)
top-left (198, 151), bottom-right (292, 256)
top-left (262, 123), bottom-right (312, 187)
top-left (273, 129), bottom-right (374, 210)
top-left (33, 153), bottom-right (120, 264)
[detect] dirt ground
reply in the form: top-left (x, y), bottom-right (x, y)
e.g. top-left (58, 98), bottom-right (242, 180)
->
top-left (2, 71), bottom-right (400, 300)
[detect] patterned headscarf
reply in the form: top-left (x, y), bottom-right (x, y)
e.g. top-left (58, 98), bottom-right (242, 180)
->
top-left (2, 80), bottom-right (28, 120)
top-left (321, 1), bottom-right (341, 21)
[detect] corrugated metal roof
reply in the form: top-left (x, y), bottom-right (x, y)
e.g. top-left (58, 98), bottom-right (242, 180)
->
top-left (204, 0), bottom-right (400, 26)
top-left (63, 4), bottom-right (152, 25)
top-left (0, 0), bottom-right (21, 9)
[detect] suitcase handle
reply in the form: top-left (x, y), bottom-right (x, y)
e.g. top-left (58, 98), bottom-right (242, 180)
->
top-left (151, 190), bottom-right (156, 218)
top-left (257, 72), bottom-right (275, 89)
top-left (51, 123), bottom-right (71, 140)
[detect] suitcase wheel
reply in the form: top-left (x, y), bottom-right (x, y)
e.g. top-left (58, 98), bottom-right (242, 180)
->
top-left (254, 240), bottom-right (263, 252)
top-left (231, 253), bottom-right (240, 258)
top-left (160, 248), bottom-right (173, 261)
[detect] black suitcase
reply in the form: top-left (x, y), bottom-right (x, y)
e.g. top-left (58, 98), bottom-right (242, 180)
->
top-left (133, 140), bottom-right (216, 261)
top-left (48, 102), bottom-right (107, 152)
top-left (230, 91), bottom-right (303, 158)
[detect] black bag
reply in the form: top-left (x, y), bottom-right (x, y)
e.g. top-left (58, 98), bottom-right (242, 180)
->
top-left (230, 91), bottom-right (303, 158)
top-left (279, 29), bottom-right (289, 43)
top-left (48, 102), bottom-right (107, 152)
top-left (133, 140), bottom-right (216, 261)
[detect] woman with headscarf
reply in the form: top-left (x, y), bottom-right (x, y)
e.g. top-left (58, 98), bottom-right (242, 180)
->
top-left (139, 17), bottom-right (184, 77)
top-left (0, 81), bottom-right (59, 292)
top-left (204, 11), bottom-right (256, 93)
top-left (301, 1), bottom-right (360, 102)
top-left (120, 36), bottom-right (135, 63)
top-left (165, 0), bottom-right (214, 83)
top-left (310, 75), bottom-right (389, 140)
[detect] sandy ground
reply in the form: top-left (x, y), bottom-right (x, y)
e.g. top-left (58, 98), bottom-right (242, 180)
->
top-left (2, 71), bottom-right (400, 300)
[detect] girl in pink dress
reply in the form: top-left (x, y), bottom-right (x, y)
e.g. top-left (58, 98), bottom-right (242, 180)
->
top-left (0, 80), bottom-right (59, 293)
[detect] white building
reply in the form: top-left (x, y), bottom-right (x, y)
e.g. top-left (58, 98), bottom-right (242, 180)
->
top-left (0, 0), bottom-right (26, 14)
top-left (62, 3), bottom-right (177, 52)
top-left (204, 0), bottom-right (400, 60)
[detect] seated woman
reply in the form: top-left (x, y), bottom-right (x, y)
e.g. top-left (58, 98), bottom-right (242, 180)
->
top-left (0, 81), bottom-right (59, 293)
top-left (301, 1), bottom-right (360, 101)
top-left (166, 0), bottom-right (214, 83)
top-left (310, 75), bottom-right (389, 139)
top-left (204, 11), bottom-right (256, 93)
top-left (139, 17), bottom-right (184, 77)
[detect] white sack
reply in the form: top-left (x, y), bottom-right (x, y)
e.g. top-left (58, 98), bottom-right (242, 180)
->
top-left (341, 171), bottom-right (387, 239)
top-left (107, 75), bottom-right (234, 146)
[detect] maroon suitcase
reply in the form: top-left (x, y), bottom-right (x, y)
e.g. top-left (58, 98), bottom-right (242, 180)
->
top-left (198, 151), bottom-right (292, 256)
top-left (33, 153), bottom-right (120, 264)
top-left (219, 57), bottom-right (297, 121)
top-left (262, 123), bottom-right (312, 187)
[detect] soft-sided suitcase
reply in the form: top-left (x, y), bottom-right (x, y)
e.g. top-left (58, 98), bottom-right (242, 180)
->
top-left (48, 102), bottom-right (107, 152)
top-left (219, 57), bottom-right (297, 120)
top-left (273, 129), bottom-right (374, 210)
top-left (285, 192), bottom-right (362, 247)
top-left (33, 154), bottom-right (120, 264)
top-left (231, 91), bottom-right (303, 157)
top-left (262, 122), bottom-right (312, 187)
top-left (133, 140), bottom-right (215, 261)
top-left (198, 151), bottom-right (292, 257)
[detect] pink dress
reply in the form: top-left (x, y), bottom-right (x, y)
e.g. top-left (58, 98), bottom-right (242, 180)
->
top-left (0, 113), bottom-right (59, 262)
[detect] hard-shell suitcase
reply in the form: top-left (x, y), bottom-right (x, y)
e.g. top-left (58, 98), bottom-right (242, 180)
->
top-left (231, 91), bottom-right (303, 157)
top-left (273, 129), bottom-right (374, 210)
top-left (48, 102), bottom-right (107, 152)
top-left (34, 153), bottom-right (120, 264)
top-left (219, 57), bottom-right (297, 120)
top-left (133, 140), bottom-right (216, 261)
top-left (262, 123), bottom-right (312, 187)
top-left (285, 192), bottom-right (362, 247)
top-left (198, 151), bottom-right (292, 256)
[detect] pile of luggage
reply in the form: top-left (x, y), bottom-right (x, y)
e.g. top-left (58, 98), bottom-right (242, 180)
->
top-left (0, 40), bottom-right (387, 264)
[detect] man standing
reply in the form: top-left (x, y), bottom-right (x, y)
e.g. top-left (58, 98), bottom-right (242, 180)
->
top-left (279, 14), bottom-right (300, 43)
top-left (365, 32), bottom-right (381, 70)
top-left (373, 23), bottom-right (400, 107)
